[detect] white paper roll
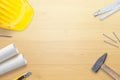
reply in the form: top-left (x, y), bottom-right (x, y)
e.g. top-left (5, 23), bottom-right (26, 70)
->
top-left (0, 44), bottom-right (19, 63)
top-left (0, 54), bottom-right (27, 75)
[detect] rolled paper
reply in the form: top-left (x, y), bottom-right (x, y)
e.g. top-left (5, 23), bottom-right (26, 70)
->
top-left (0, 54), bottom-right (27, 75)
top-left (0, 44), bottom-right (19, 63)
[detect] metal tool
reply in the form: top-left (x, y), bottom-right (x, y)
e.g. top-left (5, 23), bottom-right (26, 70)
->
top-left (14, 72), bottom-right (32, 80)
top-left (92, 53), bottom-right (120, 80)
top-left (94, 0), bottom-right (120, 20)
top-left (103, 33), bottom-right (117, 43)
top-left (103, 32), bottom-right (120, 48)
top-left (113, 32), bottom-right (120, 42)
top-left (104, 40), bottom-right (119, 48)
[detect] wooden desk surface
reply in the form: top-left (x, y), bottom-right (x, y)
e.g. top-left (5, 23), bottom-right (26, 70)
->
top-left (1, 0), bottom-right (120, 80)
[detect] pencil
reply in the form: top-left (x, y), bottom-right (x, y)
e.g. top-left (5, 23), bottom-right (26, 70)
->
top-left (0, 34), bottom-right (12, 38)
top-left (113, 32), bottom-right (120, 42)
top-left (104, 40), bottom-right (119, 48)
top-left (103, 33), bottom-right (117, 43)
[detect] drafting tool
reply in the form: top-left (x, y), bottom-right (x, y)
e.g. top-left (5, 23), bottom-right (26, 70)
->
top-left (103, 33), bottom-right (117, 43)
top-left (113, 32), bottom-right (120, 42)
top-left (94, 0), bottom-right (120, 20)
top-left (103, 33), bottom-right (120, 48)
top-left (92, 53), bottom-right (120, 80)
top-left (104, 40), bottom-right (119, 48)
top-left (0, 34), bottom-right (12, 38)
top-left (14, 72), bottom-right (32, 80)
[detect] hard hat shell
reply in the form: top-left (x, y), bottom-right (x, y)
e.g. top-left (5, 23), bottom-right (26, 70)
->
top-left (0, 0), bottom-right (34, 31)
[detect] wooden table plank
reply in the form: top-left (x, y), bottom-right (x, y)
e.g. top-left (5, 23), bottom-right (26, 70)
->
top-left (0, 0), bottom-right (120, 80)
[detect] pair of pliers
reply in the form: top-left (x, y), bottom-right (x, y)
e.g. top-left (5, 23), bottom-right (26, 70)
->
top-left (94, 0), bottom-right (120, 20)
top-left (14, 72), bottom-right (32, 80)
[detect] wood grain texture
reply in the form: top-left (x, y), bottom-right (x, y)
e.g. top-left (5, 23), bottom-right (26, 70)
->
top-left (1, 0), bottom-right (120, 80)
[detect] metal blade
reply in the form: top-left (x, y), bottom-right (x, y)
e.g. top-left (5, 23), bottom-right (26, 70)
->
top-left (92, 53), bottom-right (107, 72)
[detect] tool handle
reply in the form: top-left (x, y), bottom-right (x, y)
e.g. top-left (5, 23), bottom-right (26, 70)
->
top-left (101, 64), bottom-right (120, 80)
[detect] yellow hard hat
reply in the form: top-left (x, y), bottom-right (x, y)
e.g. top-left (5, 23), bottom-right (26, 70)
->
top-left (0, 0), bottom-right (34, 31)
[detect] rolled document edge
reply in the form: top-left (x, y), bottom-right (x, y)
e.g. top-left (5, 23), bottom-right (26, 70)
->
top-left (0, 43), bottom-right (19, 63)
top-left (0, 54), bottom-right (27, 75)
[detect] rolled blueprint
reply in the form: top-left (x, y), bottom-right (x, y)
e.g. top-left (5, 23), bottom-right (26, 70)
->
top-left (0, 54), bottom-right (27, 75)
top-left (0, 44), bottom-right (19, 63)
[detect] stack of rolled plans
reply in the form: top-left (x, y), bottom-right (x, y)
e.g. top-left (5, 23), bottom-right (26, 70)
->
top-left (0, 44), bottom-right (27, 75)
